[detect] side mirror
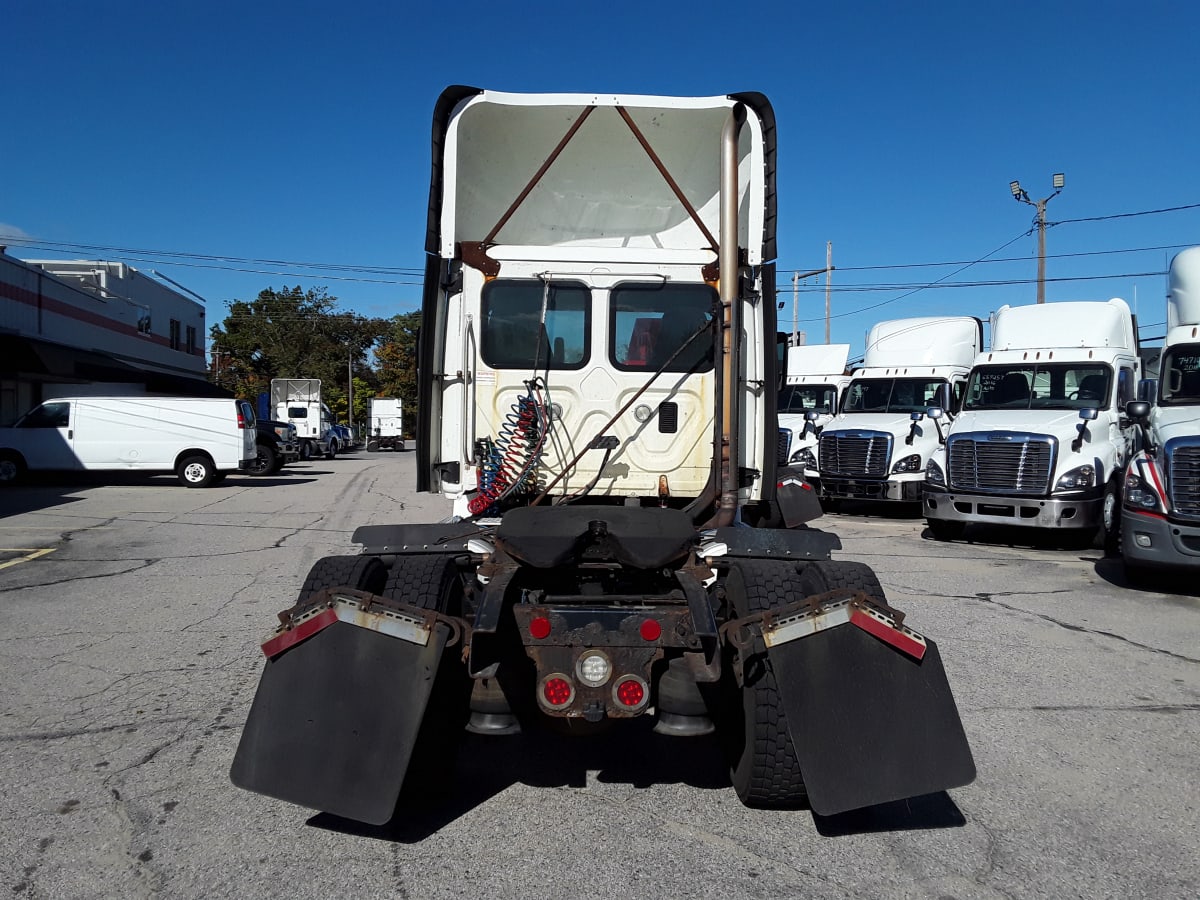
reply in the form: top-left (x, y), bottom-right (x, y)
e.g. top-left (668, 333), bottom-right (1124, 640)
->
top-left (1125, 400), bottom-right (1151, 421)
top-left (804, 410), bottom-right (820, 422)
top-left (926, 406), bottom-right (944, 420)
top-left (1078, 408), bottom-right (1099, 421)
top-left (909, 411), bottom-right (924, 421)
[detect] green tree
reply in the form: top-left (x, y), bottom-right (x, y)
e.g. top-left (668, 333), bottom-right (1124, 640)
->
top-left (375, 311), bottom-right (421, 433)
top-left (208, 286), bottom-right (388, 408)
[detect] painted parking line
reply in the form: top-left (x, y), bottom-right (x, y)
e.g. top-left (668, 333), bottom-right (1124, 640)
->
top-left (0, 548), bottom-right (57, 570)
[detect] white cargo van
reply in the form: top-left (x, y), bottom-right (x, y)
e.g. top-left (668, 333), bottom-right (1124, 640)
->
top-left (924, 298), bottom-right (1140, 550)
top-left (818, 317), bottom-right (982, 503)
top-left (0, 396), bottom-right (257, 487)
top-left (777, 344), bottom-right (850, 487)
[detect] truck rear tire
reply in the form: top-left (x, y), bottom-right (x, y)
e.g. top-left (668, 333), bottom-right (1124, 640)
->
top-left (294, 555), bottom-right (388, 609)
top-left (722, 559), bottom-right (809, 808)
top-left (367, 440), bottom-right (380, 452)
top-left (177, 455), bottom-right (216, 488)
top-left (324, 440), bottom-right (338, 460)
top-left (381, 555), bottom-right (470, 806)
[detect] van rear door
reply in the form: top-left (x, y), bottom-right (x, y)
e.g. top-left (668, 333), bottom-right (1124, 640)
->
top-left (238, 401), bottom-right (257, 460)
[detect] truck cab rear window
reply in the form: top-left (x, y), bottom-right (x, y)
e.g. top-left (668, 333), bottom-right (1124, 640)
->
top-left (480, 280), bottom-right (589, 370)
top-left (610, 283), bottom-right (715, 373)
top-left (287, 407), bottom-right (308, 418)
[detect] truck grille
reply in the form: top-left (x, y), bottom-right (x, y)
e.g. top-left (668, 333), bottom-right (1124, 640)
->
top-left (819, 432), bottom-right (891, 477)
top-left (777, 428), bottom-right (792, 465)
top-left (1167, 441), bottom-right (1200, 520)
top-left (946, 434), bottom-right (1054, 494)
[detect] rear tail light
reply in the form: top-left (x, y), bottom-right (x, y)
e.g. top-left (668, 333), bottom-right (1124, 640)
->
top-left (613, 675), bottom-right (648, 710)
top-left (237, 410), bottom-right (246, 429)
top-left (540, 675), bottom-right (574, 708)
top-left (529, 616), bottom-right (551, 640)
top-left (639, 619), bottom-right (662, 641)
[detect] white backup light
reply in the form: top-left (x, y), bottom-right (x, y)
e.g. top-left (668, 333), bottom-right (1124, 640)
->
top-left (577, 652), bottom-right (612, 687)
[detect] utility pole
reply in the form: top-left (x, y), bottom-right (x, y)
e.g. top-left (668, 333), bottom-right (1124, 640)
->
top-left (1009, 173), bottom-right (1065, 303)
top-left (824, 241), bottom-right (833, 343)
top-left (347, 349), bottom-right (354, 429)
top-left (791, 260), bottom-right (836, 344)
top-left (791, 270), bottom-right (799, 345)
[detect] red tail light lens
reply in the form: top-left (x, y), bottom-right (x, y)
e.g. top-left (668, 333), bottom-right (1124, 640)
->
top-left (542, 676), bottom-right (573, 707)
top-left (615, 677), bottom-right (646, 708)
top-left (529, 616), bottom-right (551, 640)
top-left (639, 619), bottom-right (661, 641)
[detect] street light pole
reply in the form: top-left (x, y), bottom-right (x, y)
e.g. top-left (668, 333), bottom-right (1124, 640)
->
top-left (790, 262), bottom-right (836, 345)
top-left (1009, 173), bottom-right (1065, 303)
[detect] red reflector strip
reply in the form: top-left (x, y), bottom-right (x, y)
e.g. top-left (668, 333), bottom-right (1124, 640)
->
top-left (850, 609), bottom-right (926, 661)
top-left (261, 608), bottom-right (337, 658)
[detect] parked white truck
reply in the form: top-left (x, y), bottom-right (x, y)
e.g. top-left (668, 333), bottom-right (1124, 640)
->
top-left (924, 298), bottom-right (1140, 550)
top-left (366, 397), bottom-right (406, 452)
top-left (1122, 247), bottom-right (1200, 576)
top-left (0, 396), bottom-right (256, 487)
top-left (231, 87), bottom-right (974, 827)
top-left (777, 344), bottom-right (850, 488)
top-left (270, 378), bottom-right (334, 459)
top-left (817, 317), bottom-right (982, 504)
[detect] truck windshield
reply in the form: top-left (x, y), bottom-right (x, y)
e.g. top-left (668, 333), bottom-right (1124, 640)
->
top-left (842, 378), bottom-right (944, 414)
top-left (963, 363), bottom-right (1112, 410)
top-left (778, 384), bottom-right (837, 414)
top-left (1159, 345), bottom-right (1200, 405)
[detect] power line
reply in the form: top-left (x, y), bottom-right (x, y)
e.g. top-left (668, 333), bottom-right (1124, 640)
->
top-left (1052, 202), bottom-right (1200, 226)
top-left (786, 270), bottom-right (1167, 295)
top-left (789, 242), bottom-right (1196, 274)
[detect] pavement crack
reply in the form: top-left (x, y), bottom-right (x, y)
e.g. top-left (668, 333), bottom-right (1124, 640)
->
top-left (971, 592), bottom-right (1200, 664)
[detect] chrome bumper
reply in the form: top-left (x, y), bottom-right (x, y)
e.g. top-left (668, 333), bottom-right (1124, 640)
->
top-left (923, 489), bottom-right (1102, 530)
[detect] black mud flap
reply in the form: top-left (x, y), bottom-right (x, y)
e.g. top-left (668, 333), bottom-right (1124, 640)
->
top-left (770, 624), bottom-right (976, 816)
top-left (230, 619), bottom-right (449, 825)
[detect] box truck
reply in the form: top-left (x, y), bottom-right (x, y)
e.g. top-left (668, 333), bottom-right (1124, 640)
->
top-left (270, 378), bottom-right (334, 459)
top-left (0, 396), bottom-right (256, 487)
top-left (817, 317), bottom-right (982, 504)
top-left (1122, 247), bottom-right (1200, 576)
top-left (366, 397), bottom-right (406, 451)
top-left (924, 298), bottom-right (1140, 550)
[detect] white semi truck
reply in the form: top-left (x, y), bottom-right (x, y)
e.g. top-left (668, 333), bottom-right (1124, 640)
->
top-left (270, 377), bottom-right (334, 459)
top-left (366, 397), bottom-right (406, 451)
top-left (817, 317), bottom-right (982, 504)
top-left (777, 343), bottom-right (850, 489)
top-left (924, 298), bottom-right (1140, 550)
top-left (1122, 247), bottom-right (1200, 577)
top-left (231, 88), bottom-right (974, 826)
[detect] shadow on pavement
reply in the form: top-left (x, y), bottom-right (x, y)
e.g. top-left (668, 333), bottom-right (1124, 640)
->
top-left (812, 791), bottom-right (966, 837)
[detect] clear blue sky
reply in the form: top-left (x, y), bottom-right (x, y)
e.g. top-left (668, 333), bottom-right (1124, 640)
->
top-left (4, 1), bottom-right (1198, 358)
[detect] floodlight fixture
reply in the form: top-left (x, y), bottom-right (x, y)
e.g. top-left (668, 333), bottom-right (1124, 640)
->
top-left (1009, 180), bottom-right (1022, 199)
top-left (1052, 173), bottom-right (1065, 190)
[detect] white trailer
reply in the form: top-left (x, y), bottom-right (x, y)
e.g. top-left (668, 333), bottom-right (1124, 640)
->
top-left (366, 398), bottom-right (406, 451)
top-left (777, 344), bottom-right (850, 487)
top-left (0, 396), bottom-right (256, 487)
top-left (818, 317), bottom-right (982, 503)
top-left (1122, 247), bottom-right (1200, 576)
top-left (270, 378), bottom-right (334, 459)
top-left (924, 298), bottom-right (1140, 550)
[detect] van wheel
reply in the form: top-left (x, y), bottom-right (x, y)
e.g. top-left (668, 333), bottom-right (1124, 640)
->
top-left (249, 442), bottom-right (278, 476)
top-left (0, 452), bottom-right (26, 486)
top-left (177, 455), bottom-right (216, 488)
